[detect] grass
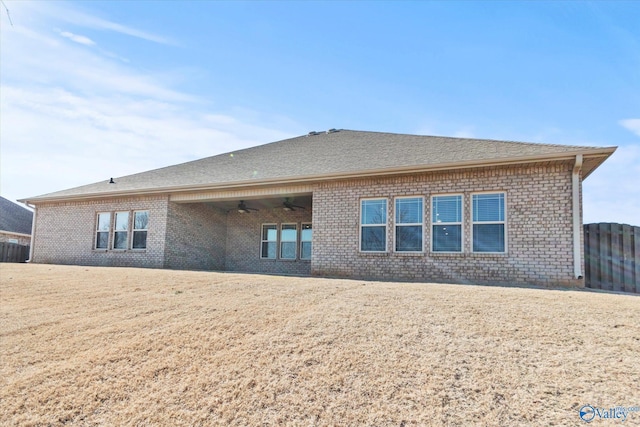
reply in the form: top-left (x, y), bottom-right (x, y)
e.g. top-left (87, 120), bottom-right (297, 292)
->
top-left (1, 263), bottom-right (638, 426)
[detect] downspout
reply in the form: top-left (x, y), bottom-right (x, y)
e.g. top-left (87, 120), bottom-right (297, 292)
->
top-left (26, 203), bottom-right (36, 262)
top-left (572, 154), bottom-right (583, 279)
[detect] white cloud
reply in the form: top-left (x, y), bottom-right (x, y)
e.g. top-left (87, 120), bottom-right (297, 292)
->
top-left (58, 30), bottom-right (95, 46)
top-left (9, 1), bottom-right (173, 45)
top-left (75, 14), bottom-right (174, 45)
top-left (3, 21), bottom-right (190, 102)
top-left (1, 86), bottom-right (294, 199)
top-left (0, 2), bottom-right (301, 204)
top-left (619, 118), bottom-right (640, 137)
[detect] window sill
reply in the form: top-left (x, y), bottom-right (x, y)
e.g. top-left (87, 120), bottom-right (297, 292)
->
top-left (430, 251), bottom-right (465, 256)
top-left (92, 249), bottom-right (148, 253)
top-left (427, 252), bottom-right (508, 257)
top-left (358, 252), bottom-right (389, 257)
top-left (470, 252), bottom-right (508, 258)
top-left (392, 252), bottom-right (425, 257)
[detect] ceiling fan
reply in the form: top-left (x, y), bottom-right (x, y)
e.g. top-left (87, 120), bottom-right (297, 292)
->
top-left (283, 197), bottom-right (305, 211)
top-left (237, 200), bottom-right (259, 214)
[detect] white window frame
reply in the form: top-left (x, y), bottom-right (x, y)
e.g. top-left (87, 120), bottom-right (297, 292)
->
top-left (431, 194), bottom-right (464, 253)
top-left (280, 223), bottom-right (298, 260)
top-left (394, 196), bottom-right (424, 253)
top-left (360, 198), bottom-right (388, 253)
top-left (95, 212), bottom-right (111, 250)
top-left (300, 223), bottom-right (312, 260)
top-left (131, 210), bottom-right (149, 250)
top-left (112, 211), bottom-right (130, 250)
top-left (260, 223), bottom-right (278, 259)
top-left (471, 192), bottom-right (507, 254)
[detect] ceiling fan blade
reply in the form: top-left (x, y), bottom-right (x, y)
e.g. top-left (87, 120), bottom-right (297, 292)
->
top-left (283, 198), bottom-right (306, 210)
top-left (238, 200), bottom-right (259, 212)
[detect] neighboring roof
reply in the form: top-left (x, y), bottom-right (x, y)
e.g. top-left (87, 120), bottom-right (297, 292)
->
top-left (22, 130), bottom-right (616, 203)
top-left (0, 197), bottom-right (34, 235)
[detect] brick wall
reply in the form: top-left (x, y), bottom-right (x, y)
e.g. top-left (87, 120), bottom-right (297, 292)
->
top-left (30, 160), bottom-right (585, 287)
top-left (32, 196), bottom-right (169, 268)
top-left (163, 202), bottom-right (227, 270)
top-left (226, 207), bottom-right (312, 275)
top-left (312, 161), bottom-right (584, 287)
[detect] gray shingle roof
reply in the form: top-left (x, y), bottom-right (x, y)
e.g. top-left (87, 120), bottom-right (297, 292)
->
top-left (0, 197), bottom-right (33, 234)
top-left (23, 130), bottom-right (615, 202)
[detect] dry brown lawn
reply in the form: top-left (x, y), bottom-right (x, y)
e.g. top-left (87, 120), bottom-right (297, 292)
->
top-left (1, 264), bottom-right (639, 426)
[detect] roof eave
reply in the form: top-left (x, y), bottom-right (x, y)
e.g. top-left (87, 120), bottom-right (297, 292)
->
top-left (0, 230), bottom-right (32, 238)
top-left (20, 147), bottom-right (616, 204)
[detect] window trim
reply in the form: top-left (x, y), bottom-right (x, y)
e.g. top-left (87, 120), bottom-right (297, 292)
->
top-left (471, 191), bottom-right (507, 254)
top-left (300, 222), bottom-right (312, 260)
top-left (131, 210), bottom-right (149, 250)
top-left (359, 198), bottom-right (388, 253)
top-left (430, 193), bottom-right (464, 253)
top-left (279, 223), bottom-right (298, 260)
top-left (94, 210), bottom-right (150, 252)
top-left (112, 211), bottom-right (130, 250)
top-left (95, 212), bottom-right (111, 250)
top-left (394, 196), bottom-right (424, 253)
top-left (260, 223), bottom-right (278, 259)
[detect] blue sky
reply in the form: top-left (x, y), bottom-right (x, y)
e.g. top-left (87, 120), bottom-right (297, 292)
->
top-left (1, 1), bottom-right (638, 224)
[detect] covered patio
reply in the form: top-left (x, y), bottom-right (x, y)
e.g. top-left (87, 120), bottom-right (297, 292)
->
top-left (165, 189), bottom-right (313, 275)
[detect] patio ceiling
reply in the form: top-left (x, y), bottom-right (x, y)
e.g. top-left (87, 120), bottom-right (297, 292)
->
top-left (204, 194), bottom-right (312, 213)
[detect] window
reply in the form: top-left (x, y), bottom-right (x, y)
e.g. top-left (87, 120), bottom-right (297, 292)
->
top-left (261, 224), bottom-right (277, 259)
top-left (113, 212), bottom-right (129, 249)
top-left (395, 197), bottom-right (423, 252)
top-left (95, 210), bottom-right (149, 251)
top-left (300, 223), bottom-right (312, 260)
top-left (96, 212), bottom-right (111, 249)
top-left (472, 193), bottom-right (506, 253)
top-left (432, 195), bottom-right (463, 252)
top-left (132, 211), bottom-right (149, 249)
top-left (360, 199), bottom-right (387, 252)
top-left (280, 224), bottom-right (298, 259)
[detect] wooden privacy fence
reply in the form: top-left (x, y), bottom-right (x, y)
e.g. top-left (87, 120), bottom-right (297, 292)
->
top-left (584, 223), bottom-right (639, 294)
top-left (0, 242), bottom-right (30, 263)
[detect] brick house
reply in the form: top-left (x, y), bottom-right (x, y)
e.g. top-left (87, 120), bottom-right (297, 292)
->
top-left (0, 196), bottom-right (33, 246)
top-left (20, 130), bottom-right (615, 287)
